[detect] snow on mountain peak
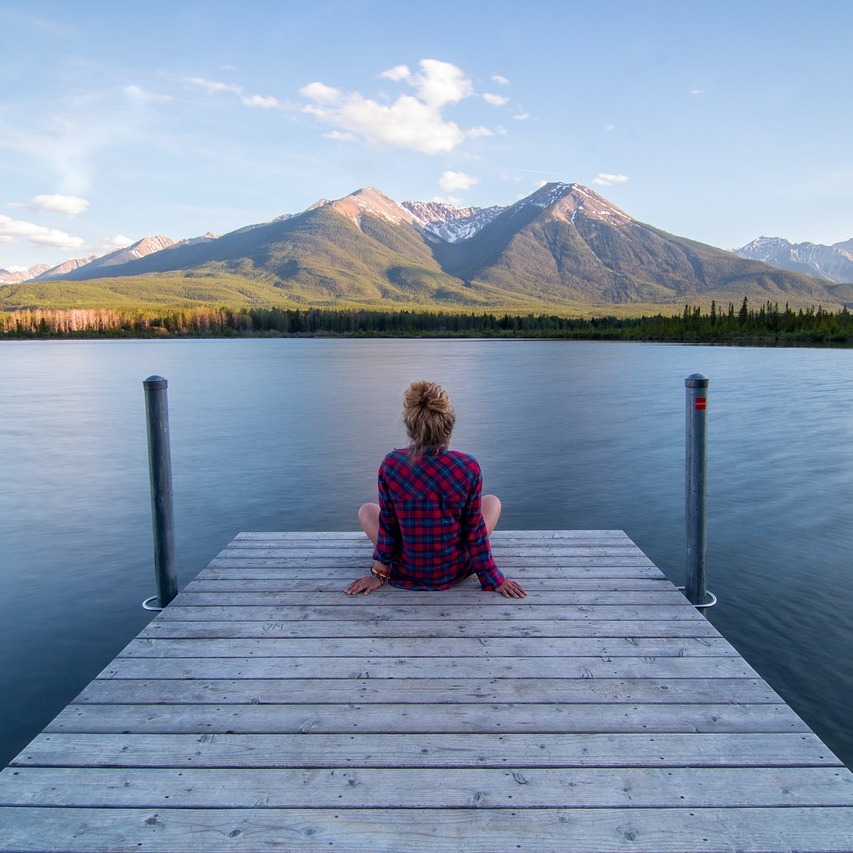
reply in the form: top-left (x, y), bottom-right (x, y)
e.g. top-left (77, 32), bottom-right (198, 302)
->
top-left (402, 200), bottom-right (504, 243)
top-left (523, 182), bottom-right (632, 225)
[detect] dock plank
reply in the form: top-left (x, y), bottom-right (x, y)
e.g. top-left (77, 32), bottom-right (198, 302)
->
top-left (2, 529), bottom-right (852, 853)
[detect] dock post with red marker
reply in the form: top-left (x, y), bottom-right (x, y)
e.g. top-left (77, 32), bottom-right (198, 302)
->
top-left (685, 373), bottom-right (710, 607)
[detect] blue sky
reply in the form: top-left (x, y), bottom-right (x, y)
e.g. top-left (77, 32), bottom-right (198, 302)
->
top-left (1, 0), bottom-right (851, 271)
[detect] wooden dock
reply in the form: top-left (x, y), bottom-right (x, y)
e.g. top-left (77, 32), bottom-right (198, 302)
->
top-left (1, 530), bottom-right (852, 852)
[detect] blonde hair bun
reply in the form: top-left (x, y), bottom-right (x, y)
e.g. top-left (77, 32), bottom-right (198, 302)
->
top-left (402, 380), bottom-right (455, 452)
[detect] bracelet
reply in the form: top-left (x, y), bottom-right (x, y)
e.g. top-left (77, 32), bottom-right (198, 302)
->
top-left (370, 567), bottom-right (388, 584)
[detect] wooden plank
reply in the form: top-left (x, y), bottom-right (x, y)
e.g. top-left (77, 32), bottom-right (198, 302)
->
top-left (117, 636), bottom-right (739, 659)
top-left (218, 546), bottom-right (648, 558)
top-left (14, 731), bottom-right (844, 769)
top-left (5, 765), bottom-right (852, 809)
top-left (73, 677), bottom-right (783, 706)
top-left (45, 702), bottom-right (809, 735)
top-left (185, 576), bottom-right (672, 591)
top-left (203, 560), bottom-right (665, 574)
top-left (151, 603), bottom-right (708, 622)
top-left (137, 617), bottom-right (723, 639)
top-left (2, 806), bottom-right (853, 852)
top-left (234, 530), bottom-right (632, 541)
top-left (97, 655), bottom-right (761, 681)
top-left (168, 589), bottom-right (688, 606)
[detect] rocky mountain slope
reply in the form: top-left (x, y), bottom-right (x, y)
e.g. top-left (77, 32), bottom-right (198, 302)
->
top-left (3, 184), bottom-right (848, 312)
top-left (734, 236), bottom-right (853, 283)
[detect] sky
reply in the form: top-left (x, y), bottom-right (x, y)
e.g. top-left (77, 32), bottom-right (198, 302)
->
top-left (1, 0), bottom-right (852, 272)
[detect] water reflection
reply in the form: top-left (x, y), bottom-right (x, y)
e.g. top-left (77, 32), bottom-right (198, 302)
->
top-left (0, 339), bottom-right (851, 769)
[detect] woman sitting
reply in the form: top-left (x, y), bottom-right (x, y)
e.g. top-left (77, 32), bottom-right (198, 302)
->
top-left (346, 379), bottom-right (526, 599)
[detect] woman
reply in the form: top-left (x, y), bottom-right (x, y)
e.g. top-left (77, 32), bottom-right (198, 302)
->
top-left (346, 380), bottom-right (526, 599)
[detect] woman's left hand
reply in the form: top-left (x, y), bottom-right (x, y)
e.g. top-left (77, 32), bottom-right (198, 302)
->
top-left (346, 575), bottom-right (384, 596)
top-left (495, 578), bottom-right (527, 598)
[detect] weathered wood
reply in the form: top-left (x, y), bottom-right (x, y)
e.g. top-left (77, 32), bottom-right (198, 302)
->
top-left (45, 701), bottom-right (808, 735)
top-left (153, 603), bottom-right (706, 622)
top-left (97, 654), bottom-right (761, 681)
top-left (74, 676), bottom-right (783, 706)
top-left (170, 589), bottom-right (688, 606)
top-left (1, 806), bottom-right (853, 852)
top-left (185, 576), bottom-right (671, 591)
top-left (204, 559), bottom-right (664, 574)
top-left (3, 529), bottom-right (851, 853)
top-left (13, 732), bottom-right (844, 769)
top-left (118, 635), bottom-right (738, 658)
top-left (138, 617), bottom-right (723, 639)
top-left (4, 766), bottom-right (851, 809)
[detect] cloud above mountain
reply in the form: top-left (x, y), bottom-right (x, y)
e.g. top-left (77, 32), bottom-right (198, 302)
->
top-left (299, 59), bottom-right (494, 155)
top-left (21, 194), bottom-right (90, 216)
top-left (439, 171), bottom-right (478, 193)
top-left (593, 173), bottom-right (630, 187)
top-left (0, 214), bottom-right (85, 249)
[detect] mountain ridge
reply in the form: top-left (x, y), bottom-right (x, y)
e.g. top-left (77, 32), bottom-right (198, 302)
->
top-left (2, 183), bottom-right (849, 313)
top-left (734, 236), bottom-right (853, 284)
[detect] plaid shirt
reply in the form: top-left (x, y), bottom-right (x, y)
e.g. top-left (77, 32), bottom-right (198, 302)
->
top-left (371, 447), bottom-right (505, 591)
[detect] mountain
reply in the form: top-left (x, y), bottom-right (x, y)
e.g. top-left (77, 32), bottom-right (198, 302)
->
top-left (32, 256), bottom-right (98, 282)
top-left (0, 263), bottom-right (51, 284)
top-left (33, 236), bottom-right (176, 282)
top-left (734, 236), bottom-right (853, 283)
top-left (402, 200), bottom-right (504, 243)
top-left (3, 184), bottom-right (848, 312)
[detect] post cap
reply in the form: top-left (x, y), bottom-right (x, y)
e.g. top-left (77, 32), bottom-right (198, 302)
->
top-left (143, 376), bottom-right (168, 389)
top-left (685, 373), bottom-right (709, 388)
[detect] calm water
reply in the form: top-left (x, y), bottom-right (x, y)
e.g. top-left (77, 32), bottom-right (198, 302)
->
top-left (1, 339), bottom-right (852, 769)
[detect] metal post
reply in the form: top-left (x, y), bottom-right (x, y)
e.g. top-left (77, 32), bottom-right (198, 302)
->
top-left (685, 373), bottom-right (709, 607)
top-left (143, 376), bottom-right (177, 609)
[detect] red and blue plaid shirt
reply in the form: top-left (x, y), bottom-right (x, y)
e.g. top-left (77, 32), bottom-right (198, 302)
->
top-left (371, 446), bottom-right (505, 591)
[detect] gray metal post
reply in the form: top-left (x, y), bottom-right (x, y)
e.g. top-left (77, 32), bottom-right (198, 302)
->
top-left (143, 376), bottom-right (177, 609)
top-left (685, 373), bottom-right (709, 606)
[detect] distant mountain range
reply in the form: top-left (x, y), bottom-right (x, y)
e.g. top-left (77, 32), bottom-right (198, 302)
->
top-left (733, 236), bottom-right (853, 284)
top-left (2, 184), bottom-right (851, 312)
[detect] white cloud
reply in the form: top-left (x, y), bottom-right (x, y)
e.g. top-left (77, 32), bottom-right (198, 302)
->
top-left (100, 234), bottom-right (134, 252)
top-left (242, 94), bottom-right (281, 109)
top-left (380, 65), bottom-right (411, 82)
top-left (513, 112), bottom-right (531, 121)
top-left (299, 81), bottom-right (342, 104)
top-left (466, 126), bottom-right (494, 139)
top-left (691, 88), bottom-right (702, 95)
top-left (323, 130), bottom-right (357, 142)
top-left (123, 85), bottom-right (172, 104)
top-left (592, 173), bottom-right (630, 186)
top-left (0, 214), bottom-right (86, 249)
top-left (186, 76), bottom-right (243, 96)
top-left (439, 170), bottom-right (479, 193)
top-left (491, 75), bottom-right (510, 85)
top-left (605, 123), bottom-right (616, 131)
top-left (187, 76), bottom-right (284, 110)
top-left (412, 59), bottom-right (472, 108)
top-left (24, 194), bottom-right (89, 216)
top-left (483, 93), bottom-right (509, 107)
top-left (299, 59), bottom-right (486, 155)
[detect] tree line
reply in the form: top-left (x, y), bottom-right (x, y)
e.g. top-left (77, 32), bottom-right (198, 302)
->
top-left (1, 299), bottom-right (851, 344)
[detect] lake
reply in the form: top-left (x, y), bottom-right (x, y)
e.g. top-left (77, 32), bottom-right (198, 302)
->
top-left (1, 338), bottom-right (851, 770)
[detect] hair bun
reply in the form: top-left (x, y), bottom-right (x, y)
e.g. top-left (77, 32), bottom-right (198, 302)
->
top-left (402, 380), bottom-right (456, 451)
top-left (406, 380), bottom-right (450, 414)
